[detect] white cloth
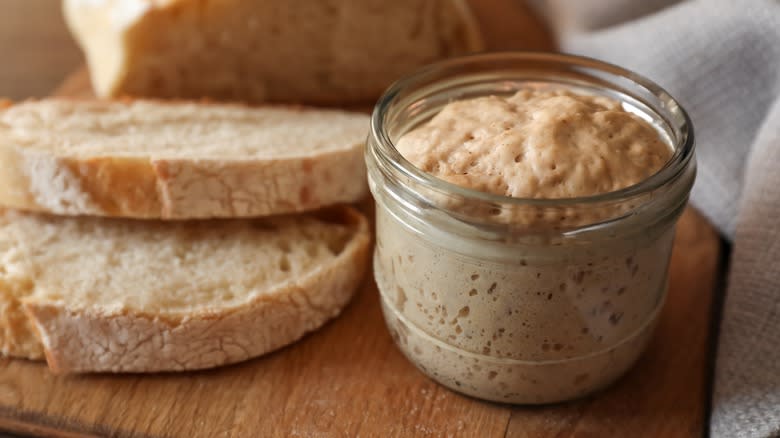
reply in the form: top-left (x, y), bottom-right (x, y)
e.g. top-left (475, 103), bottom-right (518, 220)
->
top-left (531, 0), bottom-right (780, 436)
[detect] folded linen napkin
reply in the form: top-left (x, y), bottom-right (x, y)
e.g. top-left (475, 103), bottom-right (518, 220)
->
top-left (531, 0), bottom-right (780, 436)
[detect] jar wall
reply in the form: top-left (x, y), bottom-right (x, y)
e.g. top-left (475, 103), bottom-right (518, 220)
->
top-left (372, 194), bottom-right (674, 403)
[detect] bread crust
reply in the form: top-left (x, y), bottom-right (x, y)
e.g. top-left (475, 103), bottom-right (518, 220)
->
top-left (20, 206), bottom-right (370, 373)
top-left (0, 212), bottom-right (43, 360)
top-left (64, 0), bottom-right (485, 104)
top-left (0, 99), bottom-right (368, 219)
top-left (0, 295), bottom-right (44, 360)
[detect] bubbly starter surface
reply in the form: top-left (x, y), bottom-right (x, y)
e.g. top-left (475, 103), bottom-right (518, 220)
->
top-left (396, 89), bottom-right (671, 199)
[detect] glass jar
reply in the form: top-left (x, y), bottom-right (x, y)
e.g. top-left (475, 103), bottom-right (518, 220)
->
top-left (366, 52), bottom-right (695, 404)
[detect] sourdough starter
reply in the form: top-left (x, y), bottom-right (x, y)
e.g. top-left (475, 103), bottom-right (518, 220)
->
top-left (374, 89), bottom-right (675, 403)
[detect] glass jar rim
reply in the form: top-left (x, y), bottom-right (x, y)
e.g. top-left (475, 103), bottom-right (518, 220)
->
top-left (369, 51), bottom-right (695, 208)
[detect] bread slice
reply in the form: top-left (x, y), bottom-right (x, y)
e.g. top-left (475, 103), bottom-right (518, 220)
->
top-left (0, 206), bottom-right (369, 373)
top-left (0, 99), bottom-right (369, 219)
top-left (63, 0), bottom-right (484, 104)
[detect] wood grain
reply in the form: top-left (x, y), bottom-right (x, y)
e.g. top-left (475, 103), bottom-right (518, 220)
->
top-left (0, 1), bottom-right (719, 437)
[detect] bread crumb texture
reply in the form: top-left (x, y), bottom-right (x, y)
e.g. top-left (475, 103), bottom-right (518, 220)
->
top-left (0, 207), bottom-right (369, 372)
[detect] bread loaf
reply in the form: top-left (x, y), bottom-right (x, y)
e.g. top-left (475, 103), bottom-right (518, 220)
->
top-left (63, 0), bottom-right (484, 104)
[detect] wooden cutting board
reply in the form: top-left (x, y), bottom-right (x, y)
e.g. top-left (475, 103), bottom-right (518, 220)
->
top-left (0, 2), bottom-right (722, 437)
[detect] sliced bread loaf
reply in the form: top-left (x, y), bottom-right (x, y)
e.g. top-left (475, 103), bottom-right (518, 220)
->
top-left (0, 99), bottom-right (368, 219)
top-left (0, 206), bottom-right (369, 373)
top-left (63, 0), bottom-right (484, 104)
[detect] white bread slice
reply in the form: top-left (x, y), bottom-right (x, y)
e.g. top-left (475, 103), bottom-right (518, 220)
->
top-left (63, 0), bottom-right (484, 104)
top-left (0, 206), bottom-right (369, 373)
top-left (0, 99), bottom-right (369, 219)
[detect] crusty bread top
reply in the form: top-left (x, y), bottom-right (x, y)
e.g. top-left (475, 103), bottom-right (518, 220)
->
top-left (64, 0), bottom-right (484, 104)
top-left (0, 99), bottom-right (368, 159)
